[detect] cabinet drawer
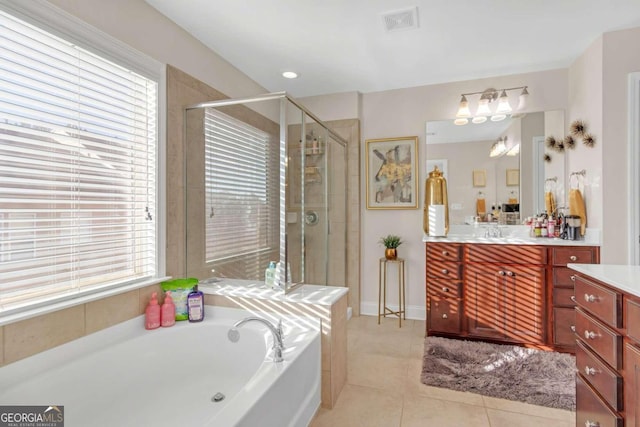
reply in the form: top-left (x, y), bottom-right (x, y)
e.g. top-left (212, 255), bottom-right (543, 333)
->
top-left (574, 275), bottom-right (622, 328)
top-left (553, 287), bottom-right (575, 306)
top-left (427, 296), bottom-right (461, 334)
top-left (627, 299), bottom-right (640, 343)
top-left (426, 260), bottom-right (462, 280)
top-left (575, 308), bottom-right (622, 369)
top-left (576, 375), bottom-right (623, 427)
top-left (426, 242), bottom-right (462, 261)
top-left (551, 246), bottom-right (598, 266)
top-left (465, 244), bottom-right (546, 265)
top-left (576, 340), bottom-right (622, 410)
top-left (552, 267), bottom-right (577, 287)
top-left (553, 307), bottom-right (576, 347)
top-left (426, 278), bottom-right (462, 298)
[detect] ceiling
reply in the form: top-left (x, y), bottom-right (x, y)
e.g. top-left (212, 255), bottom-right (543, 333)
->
top-left (146, 0), bottom-right (640, 98)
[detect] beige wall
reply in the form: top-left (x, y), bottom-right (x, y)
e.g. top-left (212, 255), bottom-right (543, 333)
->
top-left (601, 27), bottom-right (640, 263)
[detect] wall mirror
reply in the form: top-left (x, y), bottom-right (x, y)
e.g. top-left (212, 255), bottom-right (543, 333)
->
top-left (425, 110), bottom-right (565, 225)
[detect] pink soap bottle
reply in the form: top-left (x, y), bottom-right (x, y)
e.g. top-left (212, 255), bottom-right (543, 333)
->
top-left (145, 292), bottom-right (160, 330)
top-left (161, 291), bottom-right (176, 327)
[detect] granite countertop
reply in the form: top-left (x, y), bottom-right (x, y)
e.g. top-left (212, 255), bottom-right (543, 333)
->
top-left (422, 224), bottom-right (600, 246)
top-left (199, 278), bottom-right (349, 306)
top-left (568, 264), bottom-right (640, 298)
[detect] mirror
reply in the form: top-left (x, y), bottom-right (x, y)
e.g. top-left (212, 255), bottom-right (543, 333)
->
top-left (426, 110), bottom-right (565, 225)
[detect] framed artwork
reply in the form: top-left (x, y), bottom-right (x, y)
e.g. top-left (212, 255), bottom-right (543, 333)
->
top-left (365, 136), bottom-right (418, 209)
top-left (506, 169), bottom-right (520, 186)
top-left (472, 169), bottom-right (486, 187)
top-left (426, 159), bottom-right (448, 180)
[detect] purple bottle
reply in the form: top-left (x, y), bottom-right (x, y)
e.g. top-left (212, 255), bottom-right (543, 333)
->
top-left (187, 285), bottom-right (205, 322)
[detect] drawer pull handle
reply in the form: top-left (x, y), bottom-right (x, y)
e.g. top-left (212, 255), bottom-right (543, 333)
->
top-left (570, 275), bottom-right (576, 282)
top-left (585, 421), bottom-right (600, 427)
top-left (584, 330), bottom-right (597, 340)
top-left (570, 255), bottom-right (577, 261)
top-left (570, 325), bottom-right (576, 332)
top-left (442, 287), bottom-right (450, 293)
top-left (441, 269), bottom-right (449, 275)
top-left (584, 366), bottom-right (597, 376)
top-left (570, 295), bottom-right (577, 303)
top-left (498, 270), bottom-right (506, 276)
top-left (442, 250), bottom-right (449, 256)
top-left (584, 294), bottom-right (596, 303)
top-left (506, 271), bottom-right (514, 277)
top-left (442, 313), bottom-right (448, 319)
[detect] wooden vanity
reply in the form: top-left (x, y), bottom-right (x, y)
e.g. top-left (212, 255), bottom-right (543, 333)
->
top-left (567, 264), bottom-right (640, 427)
top-left (425, 239), bottom-right (600, 352)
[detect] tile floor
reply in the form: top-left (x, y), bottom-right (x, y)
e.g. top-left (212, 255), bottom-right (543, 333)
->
top-left (310, 315), bottom-right (576, 427)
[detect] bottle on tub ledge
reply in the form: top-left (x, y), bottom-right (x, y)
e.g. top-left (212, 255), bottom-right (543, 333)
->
top-left (145, 292), bottom-right (161, 330)
top-left (187, 284), bottom-right (205, 322)
top-left (161, 291), bottom-right (176, 327)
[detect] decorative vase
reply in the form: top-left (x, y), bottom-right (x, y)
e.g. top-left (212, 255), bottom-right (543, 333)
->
top-left (385, 248), bottom-right (397, 260)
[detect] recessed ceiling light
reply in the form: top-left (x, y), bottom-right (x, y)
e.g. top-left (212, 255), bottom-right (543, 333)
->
top-left (282, 71), bottom-right (298, 79)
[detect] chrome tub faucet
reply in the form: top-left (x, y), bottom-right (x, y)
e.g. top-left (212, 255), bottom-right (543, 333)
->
top-left (228, 317), bottom-right (285, 362)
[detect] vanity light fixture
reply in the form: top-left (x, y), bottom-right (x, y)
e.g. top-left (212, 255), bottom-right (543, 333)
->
top-left (489, 136), bottom-right (508, 158)
top-left (454, 86), bottom-right (529, 125)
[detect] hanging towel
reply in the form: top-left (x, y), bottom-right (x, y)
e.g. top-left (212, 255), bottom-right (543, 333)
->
top-left (476, 198), bottom-right (486, 216)
top-left (569, 188), bottom-right (587, 236)
top-left (544, 191), bottom-right (556, 215)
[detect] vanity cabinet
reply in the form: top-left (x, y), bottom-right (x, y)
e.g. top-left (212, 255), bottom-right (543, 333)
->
top-left (426, 242), bottom-right (463, 335)
top-left (465, 245), bottom-right (545, 344)
top-left (425, 241), bottom-right (599, 351)
top-left (550, 246), bottom-right (600, 352)
top-left (571, 271), bottom-right (625, 427)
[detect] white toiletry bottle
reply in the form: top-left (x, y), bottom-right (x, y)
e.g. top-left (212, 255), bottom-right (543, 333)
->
top-left (265, 261), bottom-right (277, 289)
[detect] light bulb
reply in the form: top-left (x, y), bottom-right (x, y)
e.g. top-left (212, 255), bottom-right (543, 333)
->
top-left (476, 98), bottom-right (491, 116)
top-left (454, 118), bottom-right (468, 125)
top-left (517, 86), bottom-right (529, 111)
top-left (472, 116), bottom-right (487, 124)
top-left (456, 95), bottom-right (471, 118)
top-left (495, 90), bottom-right (512, 114)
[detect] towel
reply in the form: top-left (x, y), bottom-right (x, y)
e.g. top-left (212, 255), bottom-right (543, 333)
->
top-left (545, 191), bottom-right (556, 215)
top-left (476, 198), bottom-right (486, 216)
top-left (569, 188), bottom-right (587, 236)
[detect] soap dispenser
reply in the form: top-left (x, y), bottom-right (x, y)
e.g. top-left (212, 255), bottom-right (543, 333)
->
top-left (161, 291), bottom-right (176, 327)
top-left (145, 292), bottom-right (160, 330)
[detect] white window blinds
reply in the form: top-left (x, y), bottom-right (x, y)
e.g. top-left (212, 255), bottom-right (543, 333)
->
top-left (0, 10), bottom-right (158, 311)
top-left (204, 108), bottom-right (277, 268)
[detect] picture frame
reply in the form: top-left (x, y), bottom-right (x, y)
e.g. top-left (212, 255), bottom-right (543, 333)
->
top-left (365, 136), bottom-right (418, 209)
top-left (426, 159), bottom-right (448, 181)
top-left (506, 169), bottom-right (520, 186)
top-left (472, 169), bottom-right (486, 187)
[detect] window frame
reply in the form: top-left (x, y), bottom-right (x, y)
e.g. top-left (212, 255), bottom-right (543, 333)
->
top-left (0, 0), bottom-right (167, 325)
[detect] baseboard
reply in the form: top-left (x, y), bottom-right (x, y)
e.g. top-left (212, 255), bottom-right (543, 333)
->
top-left (360, 301), bottom-right (426, 320)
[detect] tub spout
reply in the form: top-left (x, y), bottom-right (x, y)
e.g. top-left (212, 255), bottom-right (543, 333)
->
top-left (232, 317), bottom-right (284, 362)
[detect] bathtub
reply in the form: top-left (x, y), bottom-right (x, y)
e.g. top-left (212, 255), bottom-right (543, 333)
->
top-left (0, 306), bottom-right (321, 427)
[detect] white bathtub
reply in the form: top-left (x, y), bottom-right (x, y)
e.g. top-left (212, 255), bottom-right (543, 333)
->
top-left (0, 306), bottom-right (321, 427)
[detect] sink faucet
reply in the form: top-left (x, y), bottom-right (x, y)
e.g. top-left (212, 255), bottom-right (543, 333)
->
top-left (228, 317), bottom-right (285, 362)
top-left (484, 224), bottom-right (502, 238)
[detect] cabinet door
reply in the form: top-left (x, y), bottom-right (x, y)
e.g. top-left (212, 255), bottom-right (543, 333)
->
top-left (625, 342), bottom-right (640, 427)
top-left (466, 263), bottom-right (544, 343)
top-left (466, 263), bottom-right (506, 339)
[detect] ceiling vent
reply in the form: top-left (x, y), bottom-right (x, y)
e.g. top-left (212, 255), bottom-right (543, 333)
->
top-left (381, 7), bottom-right (419, 32)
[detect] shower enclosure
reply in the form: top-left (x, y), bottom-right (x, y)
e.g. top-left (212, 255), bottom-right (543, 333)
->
top-left (184, 92), bottom-right (347, 292)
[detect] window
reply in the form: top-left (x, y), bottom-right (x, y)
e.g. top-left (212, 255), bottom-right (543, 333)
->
top-left (204, 108), bottom-right (278, 277)
top-left (0, 6), bottom-right (161, 314)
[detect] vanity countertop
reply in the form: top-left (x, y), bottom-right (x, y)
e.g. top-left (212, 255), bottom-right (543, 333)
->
top-left (200, 279), bottom-right (349, 306)
top-left (568, 263), bottom-right (640, 298)
top-left (422, 225), bottom-right (600, 246)
top-left (423, 235), bottom-right (599, 246)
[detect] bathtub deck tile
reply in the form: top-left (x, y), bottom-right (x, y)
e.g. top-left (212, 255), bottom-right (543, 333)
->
top-left (85, 290), bottom-right (140, 334)
top-left (4, 305), bottom-right (85, 365)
